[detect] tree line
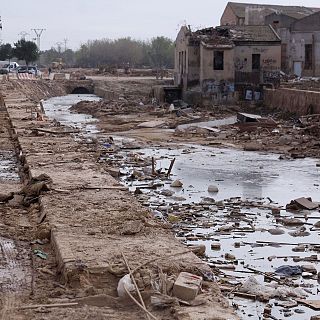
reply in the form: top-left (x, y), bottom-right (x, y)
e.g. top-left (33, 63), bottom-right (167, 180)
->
top-left (0, 40), bottom-right (39, 65)
top-left (41, 36), bottom-right (174, 69)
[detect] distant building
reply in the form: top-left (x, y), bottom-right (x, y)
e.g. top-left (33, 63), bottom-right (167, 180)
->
top-left (220, 2), bottom-right (320, 27)
top-left (175, 25), bottom-right (281, 102)
top-left (221, 2), bottom-right (320, 77)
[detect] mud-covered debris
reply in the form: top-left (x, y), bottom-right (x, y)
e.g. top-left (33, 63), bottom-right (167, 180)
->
top-left (120, 220), bottom-right (143, 235)
top-left (240, 276), bottom-right (307, 301)
top-left (33, 249), bottom-right (48, 260)
top-left (171, 180), bottom-right (183, 188)
top-left (268, 228), bottom-right (285, 235)
top-left (188, 244), bottom-right (206, 257)
top-left (208, 185), bottom-right (219, 193)
top-left (161, 189), bottom-right (175, 197)
top-left (275, 265), bottom-right (303, 277)
top-left (172, 272), bottom-right (202, 301)
top-left (0, 192), bottom-right (14, 203)
top-left (279, 218), bottom-right (305, 226)
top-left (150, 294), bottom-right (177, 309)
top-left (286, 197), bottom-right (318, 210)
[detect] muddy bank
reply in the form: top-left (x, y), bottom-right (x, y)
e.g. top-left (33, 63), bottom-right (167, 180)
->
top-left (1, 86), bottom-right (238, 320)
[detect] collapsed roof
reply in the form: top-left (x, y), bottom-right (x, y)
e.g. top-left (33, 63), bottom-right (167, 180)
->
top-left (188, 25), bottom-right (280, 48)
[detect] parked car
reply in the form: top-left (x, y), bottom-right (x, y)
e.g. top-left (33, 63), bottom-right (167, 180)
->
top-left (17, 65), bottom-right (41, 76)
top-left (0, 62), bottom-right (20, 74)
top-left (28, 66), bottom-right (41, 76)
top-left (17, 66), bottom-right (28, 73)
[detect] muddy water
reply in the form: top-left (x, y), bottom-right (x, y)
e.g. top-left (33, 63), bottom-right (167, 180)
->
top-left (0, 151), bottom-right (19, 181)
top-left (41, 96), bottom-right (320, 320)
top-left (42, 94), bottom-right (101, 135)
top-left (125, 145), bottom-right (320, 320)
top-left (138, 146), bottom-right (319, 206)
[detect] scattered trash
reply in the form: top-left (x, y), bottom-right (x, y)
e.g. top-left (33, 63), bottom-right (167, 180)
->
top-left (286, 197), bottom-right (318, 210)
top-left (33, 249), bottom-right (48, 260)
top-left (117, 274), bottom-right (135, 299)
top-left (275, 265), bottom-right (303, 277)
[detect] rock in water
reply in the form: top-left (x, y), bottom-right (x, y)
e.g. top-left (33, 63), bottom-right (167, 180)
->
top-left (208, 185), bottom-right (219, 193)
top-left (171, 180), bottom-right (183, 188)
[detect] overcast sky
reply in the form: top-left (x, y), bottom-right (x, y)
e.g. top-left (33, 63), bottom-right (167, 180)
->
top-left (1, 0), bottom-right (319, 50)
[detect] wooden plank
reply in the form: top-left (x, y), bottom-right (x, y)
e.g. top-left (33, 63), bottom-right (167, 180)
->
top-left (18, 302), bottom-right (79, 310)
top-left (33, 128), bottom-right (80, 134)
top-left (297, 300), bottom-right (320, 310)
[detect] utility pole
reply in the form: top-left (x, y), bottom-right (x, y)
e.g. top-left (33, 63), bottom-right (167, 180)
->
top-left (18, 31), bottom-right (29, 40)
top-left (31, 28), bottom-right (46, 51)
top-left (0, 16), bottom-right (3, 44)
top-left (56, 42), bottom-right (63, 54)
top-left (63, 38), bottom-right (68, 52)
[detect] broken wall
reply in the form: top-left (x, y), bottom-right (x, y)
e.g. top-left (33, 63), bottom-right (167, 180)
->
top-left (264, 87), bottom-right (320, 115)
top-left (175, 26), bottom-right (190, 89)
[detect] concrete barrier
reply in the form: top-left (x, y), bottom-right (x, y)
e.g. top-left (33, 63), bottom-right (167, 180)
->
top-left (264, 88), bottom-right (320, 115)
top-left (94, 85), bottom-right (119, 99)
top-left (17, 73), bottom-right (36, 80)
top-left (53, 73), bottom-right (67, 80)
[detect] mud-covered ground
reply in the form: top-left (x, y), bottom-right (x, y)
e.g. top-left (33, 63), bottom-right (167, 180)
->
top-left (1, 76), bottom-right (320, 320)
top-left (0, 79), bottom-right (238, 320)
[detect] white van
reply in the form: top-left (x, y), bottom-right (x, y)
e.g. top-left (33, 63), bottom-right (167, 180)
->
top-left (0, 62), bottom-right (20, 74)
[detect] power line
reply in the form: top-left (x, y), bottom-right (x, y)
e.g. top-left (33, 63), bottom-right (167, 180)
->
top-left (18, 31), bottom-right (29, 40)
top-left (31, 28), bottom-right (46, 51)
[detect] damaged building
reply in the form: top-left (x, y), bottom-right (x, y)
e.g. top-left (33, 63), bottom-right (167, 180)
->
top-left (174, 25), bottom-right (281, 103)
top-left (220, 2), bottom-right (320, 77)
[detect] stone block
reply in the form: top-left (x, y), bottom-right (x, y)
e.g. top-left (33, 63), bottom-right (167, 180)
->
top-left (172, 272), bottom-right (202, 301)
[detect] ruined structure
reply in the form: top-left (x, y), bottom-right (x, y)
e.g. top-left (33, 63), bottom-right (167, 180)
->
top-left (220, 2), bottom-right (320, 27)
top-left (221, 2), bottom-right (320, 77)
top-left (175, 25), bottom-right (281, 103)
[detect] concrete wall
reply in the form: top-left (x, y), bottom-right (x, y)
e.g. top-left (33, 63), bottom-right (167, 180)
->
top-left (264, 87), bottom-right (320, 115)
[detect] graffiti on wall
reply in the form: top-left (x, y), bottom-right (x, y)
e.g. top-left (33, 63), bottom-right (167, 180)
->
top-left (202, 79), bottom-right (234, 100)
top-left (235, 57), bottom-right (248, 71)
top-left (262, 58), bottom-right (277, 66)
top-left (263, 70), bottom-right (280, 86)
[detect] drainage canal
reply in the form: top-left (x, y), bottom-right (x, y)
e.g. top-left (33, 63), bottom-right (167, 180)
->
top-left (41, 95), bottom-right (320, 320)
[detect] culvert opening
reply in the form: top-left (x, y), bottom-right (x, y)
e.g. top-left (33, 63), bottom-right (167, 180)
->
top-left (71, 87), bottom-right (91, 94)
